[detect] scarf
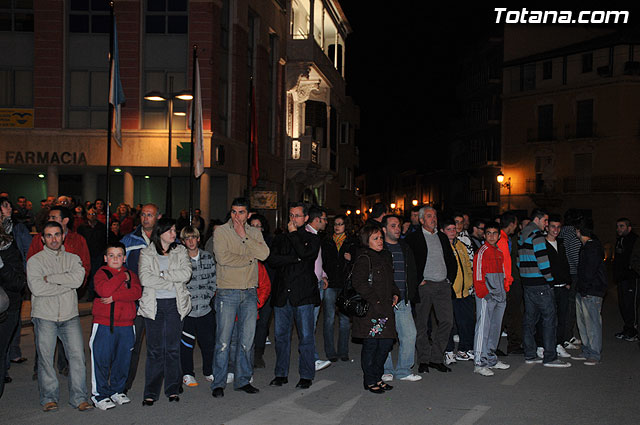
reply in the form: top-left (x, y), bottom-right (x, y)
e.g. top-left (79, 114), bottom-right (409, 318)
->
top-left (333, 233), bottom-right (347, 252)
top-left (0, 217), bottom-right (14, 250)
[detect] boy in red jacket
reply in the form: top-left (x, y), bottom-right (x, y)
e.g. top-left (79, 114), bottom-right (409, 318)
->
top-left (472, 222), bottom-right (510, 377)
top-left (89, 242), bottom-right (142, 410)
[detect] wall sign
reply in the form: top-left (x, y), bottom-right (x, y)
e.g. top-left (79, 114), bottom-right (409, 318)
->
top-left (4, 151), bottom-right (88, 165)
top-left (0, 108), bottom-right (34, 128)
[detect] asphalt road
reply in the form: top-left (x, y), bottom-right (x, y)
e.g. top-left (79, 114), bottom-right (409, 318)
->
top-left (2, 284), bottom-right (639, 425)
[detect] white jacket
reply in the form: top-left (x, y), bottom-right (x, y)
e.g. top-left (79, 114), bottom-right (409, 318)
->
top-left (27, 246), bottom-right (85, 322)
top-left (138, 244), bottom-right (192, 320)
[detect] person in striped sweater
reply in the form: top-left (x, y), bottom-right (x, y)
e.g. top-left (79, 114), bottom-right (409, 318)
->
top-left (518, 208), bottom-right (571, 368)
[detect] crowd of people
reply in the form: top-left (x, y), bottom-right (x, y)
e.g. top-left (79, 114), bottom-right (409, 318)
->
top-left (0, 191), bottom-right (638, 411)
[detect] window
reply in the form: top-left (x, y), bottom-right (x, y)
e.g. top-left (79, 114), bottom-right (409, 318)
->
top-left (0, 69), bottom-right (32, 106)
top-left (69, 0), bottom-right (109, 33)
top-left (522, 64), bottom-right (536, 90)
top-left (145, 0), bottom-right (187, 34)
top-left (290, 0), bottom-right (310, 40)
top-left (340, 122), bottom-right (349, 144)
top-left (67, 70), bottom-right (107, 128)
top-left (574, 153), bottom-right (592, 192)
top-left (538, 104), bottom-right (553, 141)
top-left (582, 53), bottom-right (593, 73)
top-left (535, 156), bottom-right (552, 193)
top-left (576, 99), bottom-right (594, 138)
top-left (543, 60), bottom-right (552, 80)
top-left (0, 0), bottom-right (33, 32)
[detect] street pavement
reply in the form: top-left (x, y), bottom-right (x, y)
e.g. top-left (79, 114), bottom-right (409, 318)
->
top-left (2, 284), bottom-right (640, 425)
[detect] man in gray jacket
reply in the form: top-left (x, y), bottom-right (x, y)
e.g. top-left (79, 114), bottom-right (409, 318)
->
top-left (27, 221), bottom-right (93, 412)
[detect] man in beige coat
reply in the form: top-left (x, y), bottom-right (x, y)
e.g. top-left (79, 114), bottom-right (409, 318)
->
top-left (27, 221), bottom-right (93, 412)
top-left (211, 197), bottom-right (270, 398)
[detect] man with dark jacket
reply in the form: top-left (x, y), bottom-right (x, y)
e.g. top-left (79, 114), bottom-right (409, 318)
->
top-left (381, 215), bottom-right (421, 382)
top-left (405, 206), bottom-right (457, 373)
top-left (545, 214), bottom-right (572, 358)
top-left (268, 203), bottom-right (321, 389)
top-left (613, 218), bottom-right (639, 341)
top-left (572, 219), bottom-right (608, 365)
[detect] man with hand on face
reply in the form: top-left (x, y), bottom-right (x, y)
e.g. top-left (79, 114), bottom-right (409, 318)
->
top-left (268, 202), bottom-right (322, 389)
top-left (27, 222), bottom-right (92, 412)
top-left (211, 198), bottom-right (269, 398)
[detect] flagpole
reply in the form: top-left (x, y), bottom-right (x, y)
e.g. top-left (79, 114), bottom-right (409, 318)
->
top-left (105, 1), bottom-right (114, 241)
top-left (246, 77), bottom-right (253, 196)
top-left (188, 45), bottom-right (198, 224)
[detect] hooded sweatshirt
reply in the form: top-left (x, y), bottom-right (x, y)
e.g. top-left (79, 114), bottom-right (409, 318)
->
top-left (517, 222), bottom-right (554, 286)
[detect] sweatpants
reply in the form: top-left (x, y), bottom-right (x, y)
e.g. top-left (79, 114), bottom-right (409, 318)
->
top-left (473, 295), bottom-right (506, 367)
top-left (180, 310), bottom-right (216, 378)
top-left (89, 324), bottom-right (135, 402)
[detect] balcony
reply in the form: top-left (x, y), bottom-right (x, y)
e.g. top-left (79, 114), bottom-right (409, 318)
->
top-left (564, 123), bottom-right (598, 140)
top-left (527, 127), bottom-right (558, 143)
top-left (563, 175), bottom-right (640, 193)
top-left (286, 136), bottom-right (335, 185)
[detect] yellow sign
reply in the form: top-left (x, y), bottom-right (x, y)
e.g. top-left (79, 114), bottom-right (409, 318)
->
top-left (250, 191), bottom-right (278, 210)
top-left (0, 108), bottom-right (34, 128)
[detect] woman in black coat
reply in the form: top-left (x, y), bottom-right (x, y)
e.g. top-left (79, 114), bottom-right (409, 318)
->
top-left (0, 224), bottom-right (27, 398)
top-left (351, 224), bottom-right (399, 394)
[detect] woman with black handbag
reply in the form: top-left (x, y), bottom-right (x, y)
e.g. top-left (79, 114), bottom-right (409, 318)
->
top-left (351, 224), bottom-right (399, 394)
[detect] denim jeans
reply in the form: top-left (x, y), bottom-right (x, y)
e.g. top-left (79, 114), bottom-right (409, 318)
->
top-left (576, 293), bottom-right (603, 361)
top-left (274, 301), bottom-right (316, 380)
top-left (523, 285), bottom-right (557, 363)
top-left (144, 299), bottom-right (183, 399)
top-left (211, 288), bottom-right (258, 390)
top-left (384, 301), bottom-right (417, 378)
top-left (32, 316), bottom-right (89, 407)
top-left (323, 288), bottom-right (350, 359)
top-left (362, 338), bottom-right (394, 386)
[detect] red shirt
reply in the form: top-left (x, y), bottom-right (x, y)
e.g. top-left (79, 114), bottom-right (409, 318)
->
top-left (92, 265), bottom-right (142, 327)
top-left (27, 230), bottom-right (92, 284)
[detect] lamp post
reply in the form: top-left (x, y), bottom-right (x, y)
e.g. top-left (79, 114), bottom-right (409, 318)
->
top-left (144, 76), bottom-right (192, 217)
top-left (497, 171), bottom-right (512, 210)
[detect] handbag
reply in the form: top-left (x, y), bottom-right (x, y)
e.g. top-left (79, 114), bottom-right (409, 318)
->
top-left (336, 255), bottom-right (371, 317)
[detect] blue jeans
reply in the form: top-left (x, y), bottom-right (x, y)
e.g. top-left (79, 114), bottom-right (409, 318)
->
top-left (323, 288), bottom-right (350, 359)
top-left (523, 285), bottom-right (557, 363)
top-left (274, 301), bottom-right (316, 380)
top-left (313, 280), bottom-right (325, 361)
top-left (384, 301), bottom-right (417, 378)
top-left (33, 316), bottom-right (88, 407)
top-left (575, 293), bottom-right (603, 361)
top-left (144, 299), bottom-right (183, 399)
top-left (211, 288), bottom-right (258, 390)
top-left (89, 324), bottom-right (135, 401)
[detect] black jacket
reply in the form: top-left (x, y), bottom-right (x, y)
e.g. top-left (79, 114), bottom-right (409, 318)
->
top-left (321, 234), bottom-right (357, 289)
top-left (613, 231), bottom-right (638, 281)
top-left (384, 240), bottom-right (419, 304)
top-left (546, 239), bottom-right (571, 286)
top-left (405, 228), bottom-right (458, 298)
top-left (0, 242), bottom-right (27, 312)
top-left (577, 239), bottom-right (608, 298)
top-left (268, 227), bottom-right (321, 307)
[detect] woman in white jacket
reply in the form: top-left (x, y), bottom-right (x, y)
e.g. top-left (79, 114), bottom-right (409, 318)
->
top-left (138, 217), bottom-right (192, 405)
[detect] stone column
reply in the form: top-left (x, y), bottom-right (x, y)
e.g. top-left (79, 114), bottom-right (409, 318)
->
top-left (123, 168), bottom-right (134, 207)
top-left (46, 165), bottom-right (58, 197)
top-left (199, 170), bottom-right (210, 223)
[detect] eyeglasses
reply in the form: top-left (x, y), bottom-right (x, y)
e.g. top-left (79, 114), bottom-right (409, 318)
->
top-left (289, 214), bottom-right (304, 218)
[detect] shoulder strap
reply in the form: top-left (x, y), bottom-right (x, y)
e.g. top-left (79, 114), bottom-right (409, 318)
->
top-left (101, 268), bottom-right (115, 334)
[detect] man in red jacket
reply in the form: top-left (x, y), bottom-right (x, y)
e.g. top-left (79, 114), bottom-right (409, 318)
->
top-left (89, 242), bottom-right (142, 410)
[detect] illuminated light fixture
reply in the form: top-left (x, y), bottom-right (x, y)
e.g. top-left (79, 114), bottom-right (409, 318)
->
top-left (346, 210), bottom-right (351, 215)
top-left (497, 171), bottom-right (505, 184)
top-left (497, 170), bottom-right (512, 210)
top-left (143, 91), bottom-right (166, 102)
top-left (369, 208), bottom-right (372, 213)
top-left (175, 91), bottom-right (193, 101)
top-left (173, 111), bottom-right (186, 116)
top-left (390, 203), bottom-right (396, 209)
top-left (412, 199), bottom-right (419, 206)
top-left (114, 168), bottom-right (122, 173)
top-left (355, 209), bottom-right (361, 215)
top-left (37, 173), bottom-right (45, 179)
top-left (144, 175), bottom-right (150, 179)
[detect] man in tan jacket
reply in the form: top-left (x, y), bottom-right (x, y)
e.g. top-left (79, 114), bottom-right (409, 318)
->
top-left (211, 197), bottom-right (270, 398)
top-left (27, 221), bottom-right (93, 412)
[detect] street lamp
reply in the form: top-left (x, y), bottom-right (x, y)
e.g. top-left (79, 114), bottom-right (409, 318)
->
top-left (497, 171), bottom-right (512, 210)
top-left (390, 203), bottom-right (396, 210)
top-left (144, 76), bottom-right (192, 217)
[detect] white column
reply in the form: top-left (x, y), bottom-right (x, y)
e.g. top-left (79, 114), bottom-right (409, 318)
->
top-left (46, 165), bottom-right (58, 197)
top-left (123, 168), bottom-right (134, 207)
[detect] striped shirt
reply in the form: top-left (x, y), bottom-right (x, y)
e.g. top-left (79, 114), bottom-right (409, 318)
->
top-left (559, 225), bottom-right (581, 275)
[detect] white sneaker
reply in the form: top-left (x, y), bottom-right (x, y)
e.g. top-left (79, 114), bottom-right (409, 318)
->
top-left (474, 366), bottom-right (494, 376)
top-left (455, 351), bottom-right (472, 361)
top-left (399, 374), bottom-right (422, 382)
top-left (490, 361), bottom-right (510, 370)
top-left (444, 351), bottom-right (457, 365)
top-left (571, 355), bottom-right (587, 361)
top-left (92, 397), bottom-right (116, 410)
top-left (466, 350), bottom-right (475, 360)
top-left (205, 374), bottom-right (214, 382)
top-left (183, 374), bottom-right (198, 387)
top-left (584, 359), bottom-right (599, 366)
top-left (381, 373), bottom-right (394, 382)
top-left (543, 359), bottom-right (572, 368)
top-left (501, 331), bottom-right (508, 337)
top-left (266, 336), bottom-right (271, 345)
top-left (110, 393), bottom-right (130, 405)
top-left (569, 337), bottom-right (582, 346)
top-left (226, 373), bottom-right (234, 383)
top-left (453, 334), bottom-right (460, 343)
top-left (556, 344), bottom-right (571, 358)
top-left (536, 346), bottom-right (544, 358)
top-left (563, 340), bottom-right (579, 350)
top-left (315, 359), bottom-right (331, 371)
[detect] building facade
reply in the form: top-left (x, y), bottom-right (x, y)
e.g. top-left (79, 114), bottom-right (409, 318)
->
top-left (0, 0), bottom-right (359, 227)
